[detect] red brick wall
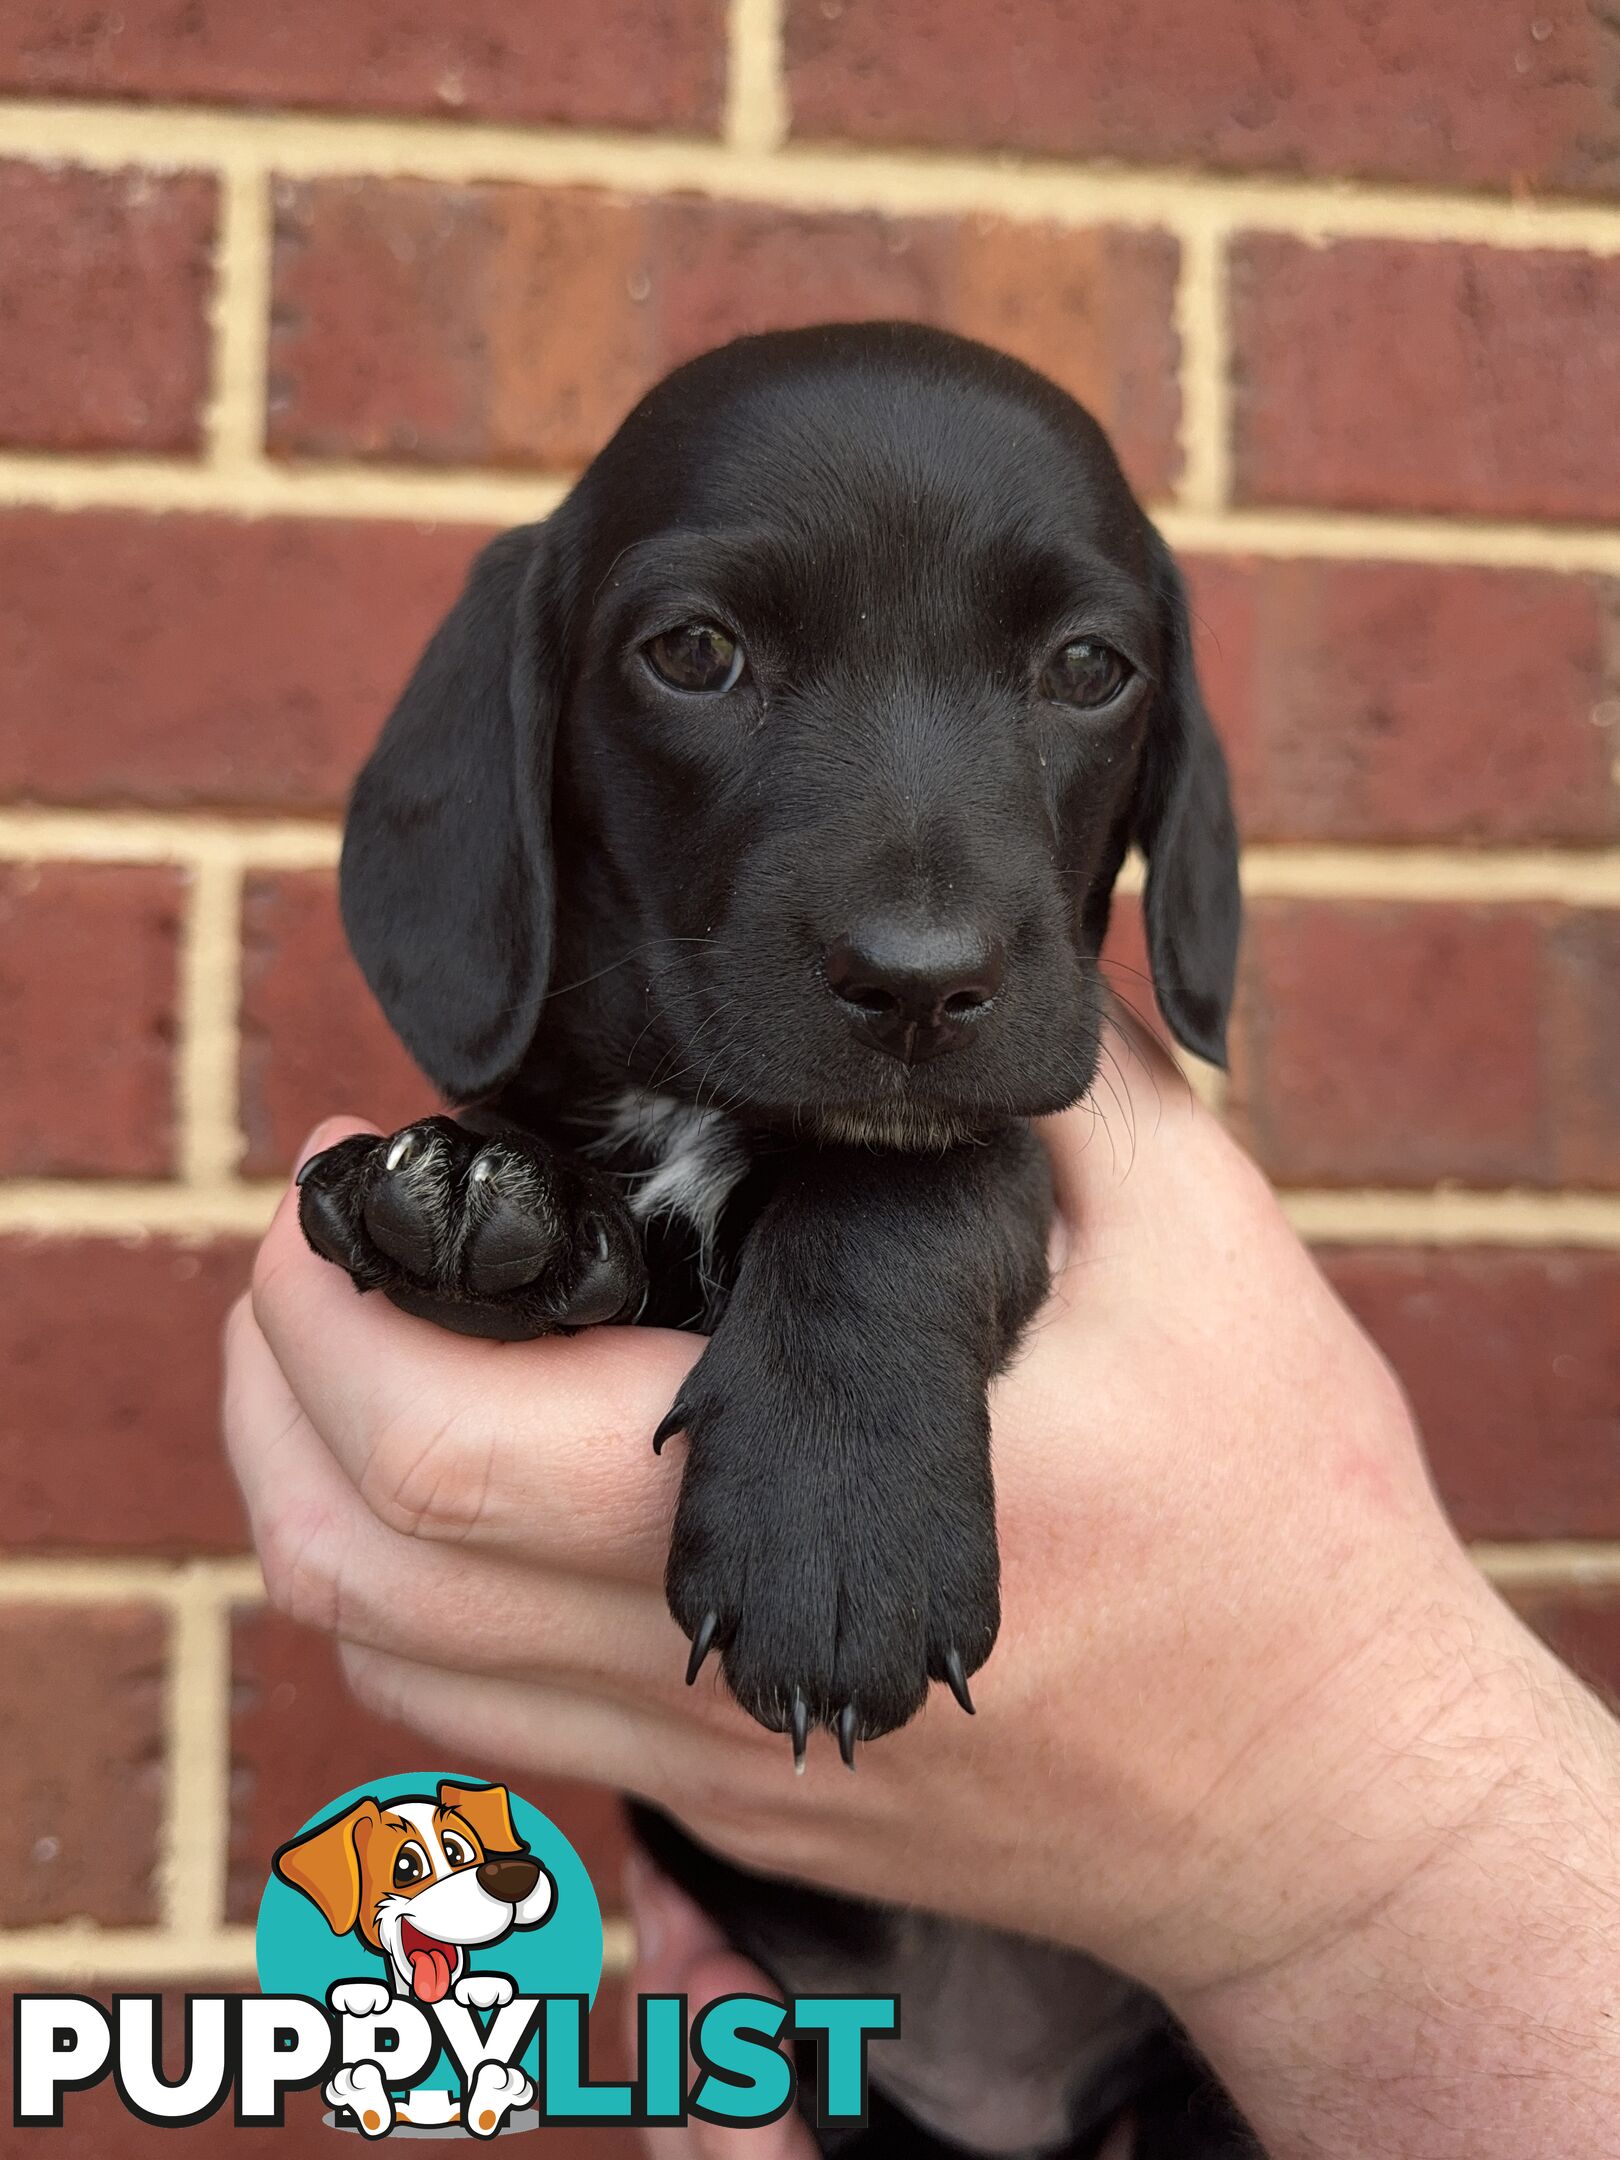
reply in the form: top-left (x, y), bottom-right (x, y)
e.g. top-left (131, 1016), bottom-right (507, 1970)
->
top-left (1, 2), bottom-right (1617, 2114)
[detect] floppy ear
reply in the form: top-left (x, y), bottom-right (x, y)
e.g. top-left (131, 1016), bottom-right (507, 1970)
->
top-left (340, 521), bottom-right (559, 1105)
top-left (1135, 546), bottom-right (1241, 1068)
top-left (272, 1798), bottom-right (381, 1936)
top-left (438, 1780), bottom-right (525, 1855)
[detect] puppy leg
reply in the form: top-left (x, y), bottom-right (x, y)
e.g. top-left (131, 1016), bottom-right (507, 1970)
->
top-left (661, 1126), bottom-right (1051, 1753)
top-left (297, 1116), bottom-right (645, 1340)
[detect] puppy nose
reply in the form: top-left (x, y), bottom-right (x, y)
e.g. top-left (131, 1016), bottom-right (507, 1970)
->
top-left (476, 1853), bottom-right (541, 1902)
top-left (824, 919), bottom-right (1005, 1063)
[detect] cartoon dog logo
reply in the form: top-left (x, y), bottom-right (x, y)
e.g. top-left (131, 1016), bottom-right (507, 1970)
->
top-left (273, 1779), bottom-right (556, 2137)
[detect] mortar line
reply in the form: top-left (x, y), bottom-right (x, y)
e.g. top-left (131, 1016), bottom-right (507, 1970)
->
top-left (7, 99), bottom-right (1620, 251)
top-left (725, 0), bottom-right (787, 154)
top-left (0, 1183), bottom-right (285, 1236)
top-left (0, 452), bottom-right (569, 522)
top-left (1155, 505), bottom-right (1620, 574)
top-left (1174, 214), bottom-right (1233, 515)
top-left (6, 452), bottom-right (1620, 577)
top-left (3, 812), bottom-right (1620, 907)
top-left (160, 1571), bottom-right (235, 1939)
top-left (1279, 1189), bottom-right (1620, 1246)
top-left (1474, 1543), bottom-right (1620, 1589)
top-left (0, 1918), bottom-right (632, 1983)
top-left (179, 855), bottom-right (245, 1187)
top-left (0, 1926), bottom-right (261, 1981)
top-left (0, 1556), bottom-right (264, 1600)
top-left (205, 166), bottom-right (273, 471)
top-left (0, 809), bottom-right (341, 866)
top-left (1232, 848), bottom-right (1620, 904)
top-left (3, 815), bottom-right (1616, 906)
top-left (0, 1178), bottom-right (1616, 1244)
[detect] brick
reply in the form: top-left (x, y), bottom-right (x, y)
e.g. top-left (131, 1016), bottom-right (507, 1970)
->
top-left (0, 1981), bottom-right (640, 2155)
top-left (1185, 557), bottom-right (1620, 846)
top-left (240, 869), bottom-right (426, 1175)
top-left (230, 1608), bottom-right (632, 1927)
top-left (0, 1236), bottom-right (253, 1554)
top-left (0, 0), bottom-right (725, 133)
top-left (0, 1603), bottom-right (165, 1925)
top-left (784, 0), bottom-right (1620, 198)
top-left (944, 220), bottom-right (1181, 500)
top-left (1228, 900), bottom-right (1620, 1190)
top-left (0, 512), bottom-right (486, 812)
top-left (1230, 236), bottom-right (1620, 524)
top-left (1508, 1587), bottom-right (1620, 1710)
top-left (0, 863), bottom-right (182, 1177)
top-left (0, 160), bottom-right (214, 454)
top-left (1098, 890), bottom-right (1173, 1047)
top-left (268, 181), bottom-right (1182, 496)
top-left (1321, 1247), bottom-right (1620, 1539)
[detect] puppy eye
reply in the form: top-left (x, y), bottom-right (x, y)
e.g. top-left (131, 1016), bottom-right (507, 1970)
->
top-left (1041, 639), bottom-right (1132, 711)
top-left (644, 621), bottom-right (744, 695)
top-left (441, 1834), bottom-right (473, 1868)
top-left (392, 1842), bottom-right (429, 1887)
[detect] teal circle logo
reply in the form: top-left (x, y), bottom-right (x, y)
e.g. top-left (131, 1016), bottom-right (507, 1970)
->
top-left (256, 1772), bottom-right (603, 2133)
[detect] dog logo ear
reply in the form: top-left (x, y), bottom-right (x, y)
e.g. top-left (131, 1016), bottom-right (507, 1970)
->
top-left (437, 1780), bottom-right (523, 1855)
top-left (272, 1798), bottom-right (382, 1935)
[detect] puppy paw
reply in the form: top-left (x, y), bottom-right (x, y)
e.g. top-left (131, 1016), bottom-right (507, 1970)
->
top-left (662, 1349), bottom-right (999, 1763)
top-left (328, 1978), bottom-right (393, 2020)
top-left (326, 2062), bottom-right (394, 2138)
top-left (298, 1117), bottom-right (645, 1340)
top-left (464, 2061), bottom-right (533, 2138)
top-left (453, 1970), bottom-right (516, 2011)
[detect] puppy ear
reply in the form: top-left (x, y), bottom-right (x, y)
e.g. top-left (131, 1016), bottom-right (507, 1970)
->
top-left (1134, 545), bottom-right (1241, 1068)
top-left (272, 1798), bottom-right (381, 1936)
top-left (438, 1780), bottom-right (525, 1855)
top-left (341, 522), bottom-right (559, 1105)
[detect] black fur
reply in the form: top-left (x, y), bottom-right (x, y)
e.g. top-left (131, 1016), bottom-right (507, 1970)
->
top-left (298, 323), bottom-right (1247, 2158)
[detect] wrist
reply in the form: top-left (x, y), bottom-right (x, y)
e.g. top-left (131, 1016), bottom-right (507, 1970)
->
top-left (1175, 1588), bottom-right (1620, 2157)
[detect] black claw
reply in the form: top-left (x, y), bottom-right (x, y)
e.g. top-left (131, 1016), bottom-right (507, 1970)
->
top-left (791, 1689), bottom-right (810, 1773)
top-left (837, 1704), bottom-right (859, 1771)
top-left (685, 1612), bottom-right (719, 1687)
top-left (652, 1403), bottom-right (687, 1455)
top-left (294, 1150), bottom-right (323, 1186)
top-left (944, 1648), bottom-right (975, 1716)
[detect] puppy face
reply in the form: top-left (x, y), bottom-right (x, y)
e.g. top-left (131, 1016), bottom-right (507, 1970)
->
top-left (341, 324), bottom-right (1238, 1131)
top-left (273, 1781), bottom-right (554, 2003)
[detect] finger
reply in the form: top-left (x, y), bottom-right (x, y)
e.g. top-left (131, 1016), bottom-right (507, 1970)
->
top-left (225, 1298), bottom-right (688, 1700)
top-left (626, 1861), bottom-right (817, 2160)
top-left (250, 1153), bottom-right (698, 1580)
top-left (336, 1641), bottom-right (767, 1803)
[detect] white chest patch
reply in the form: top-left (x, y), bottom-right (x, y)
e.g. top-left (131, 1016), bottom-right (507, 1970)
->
top-left (606, 1094), bottom-right (751, 1265)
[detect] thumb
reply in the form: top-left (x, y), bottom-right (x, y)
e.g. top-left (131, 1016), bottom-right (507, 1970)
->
top-left (293, 1114), bottom-right (382, 1182)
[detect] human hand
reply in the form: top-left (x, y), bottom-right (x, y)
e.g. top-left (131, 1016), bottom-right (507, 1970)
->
top-left (224, 1031), bottom-right (1618, 2144)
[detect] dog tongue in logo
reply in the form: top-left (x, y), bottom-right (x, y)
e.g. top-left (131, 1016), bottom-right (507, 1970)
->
top-left (401, 1920), bottom-right (457, 2003)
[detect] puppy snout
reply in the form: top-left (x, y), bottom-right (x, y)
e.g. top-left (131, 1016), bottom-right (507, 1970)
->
top-left (824, 917), bottom-right (1004, 1063)
top-left (476, 1853), bottom-right (542, 1902)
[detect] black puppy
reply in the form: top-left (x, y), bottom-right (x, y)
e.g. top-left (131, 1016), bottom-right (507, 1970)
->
top-left (298, 322), bottom-right (1246, 2157)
